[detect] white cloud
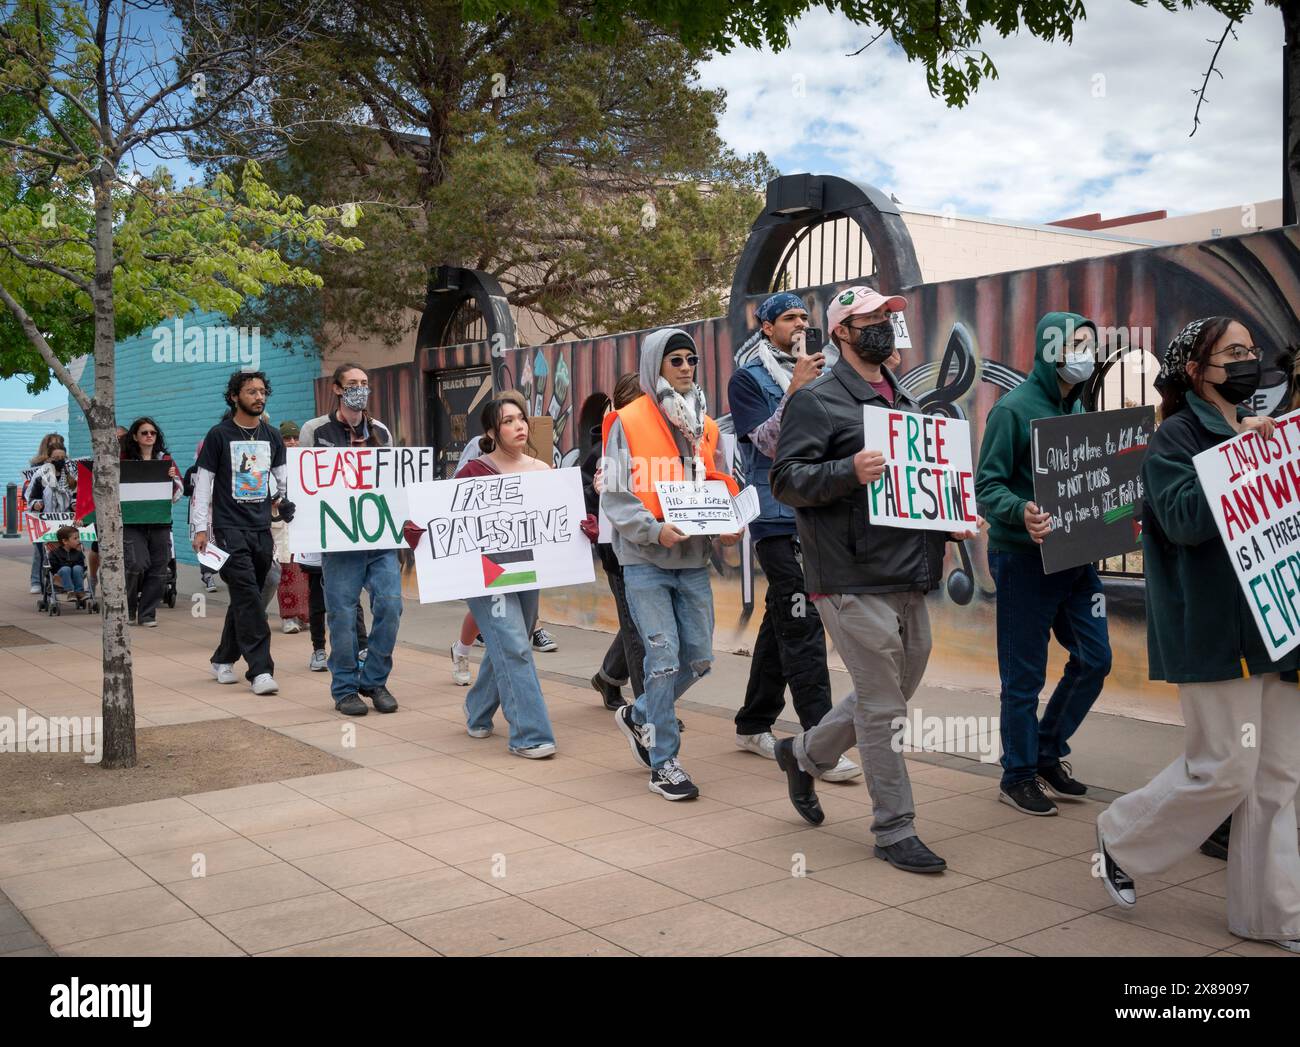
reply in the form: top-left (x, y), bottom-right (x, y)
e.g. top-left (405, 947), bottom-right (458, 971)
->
top-left (700, 3), bottom-right (1283, 222)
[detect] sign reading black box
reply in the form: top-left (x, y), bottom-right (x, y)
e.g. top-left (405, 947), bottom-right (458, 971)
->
top-left (1030, 405), bottom-right (1155, 574)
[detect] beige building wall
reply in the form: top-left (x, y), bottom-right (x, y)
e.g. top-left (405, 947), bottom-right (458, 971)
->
top-left (1098, 198), bottom-right (1282, 244)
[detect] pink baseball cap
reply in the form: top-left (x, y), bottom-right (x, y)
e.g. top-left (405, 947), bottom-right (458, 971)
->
top-left (825, 286), bottom-right (907, 333)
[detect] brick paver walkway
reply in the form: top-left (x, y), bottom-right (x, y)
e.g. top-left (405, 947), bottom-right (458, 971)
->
top-left (0, 555), bottom-right (1289, 957)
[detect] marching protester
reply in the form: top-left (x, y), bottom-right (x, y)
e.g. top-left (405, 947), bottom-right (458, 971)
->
top-left (1095, 317), bottom-right (1300, 953)
top-left (602, 328), bottom-right (742, 800)
top-left (451, 397), bottom-right (558, 757)
top-left (770, 286), bottom-right (980, 873)
top-left (272, 420), bottom-right (309, 634)
top-left (300, 363), bottom-right (402, 716)
top-left (25, 433), bottom-right (75, 594)
top-left (974, 312), bottom-right (1113, 816)
top-left (449, 388), bottom-right (558, 684)
top-left (120, 417), bottom-right (183, 628)
top-left (191, 370), bottom-right (288, 695)
top-left (728, 291), bottom-right (860, 782)
top-left (581, 373), bottom-right (644, 710)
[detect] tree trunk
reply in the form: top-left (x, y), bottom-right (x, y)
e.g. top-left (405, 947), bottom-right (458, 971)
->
top-left (1285, 0), bottom-right (1300, 224)
top-left (90, 162), bottom-right (136, 770)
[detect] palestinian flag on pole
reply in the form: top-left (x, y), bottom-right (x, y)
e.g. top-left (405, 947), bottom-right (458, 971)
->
top-left (481, 548), bottom-right (537, 589)
top-left (79, 459), bottom-right (174, 525)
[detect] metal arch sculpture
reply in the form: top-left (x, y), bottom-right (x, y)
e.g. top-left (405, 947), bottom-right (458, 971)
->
top-left (727, 174), bottom-right (925, 344)
top-left (415, 265), bottom-right (518, 388)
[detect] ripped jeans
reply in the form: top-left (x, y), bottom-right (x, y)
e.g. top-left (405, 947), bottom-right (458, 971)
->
top-left (622, 563), bottom-right (715, 769)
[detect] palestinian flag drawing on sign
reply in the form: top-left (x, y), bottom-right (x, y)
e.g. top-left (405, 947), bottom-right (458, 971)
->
top-left (482, 548), bottom-right (537, 588)
top-left (79, 459), bottom-right (174, 526)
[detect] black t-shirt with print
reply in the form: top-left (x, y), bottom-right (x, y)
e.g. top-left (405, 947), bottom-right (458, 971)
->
top-left (197, 416), bottom-right (286, 531)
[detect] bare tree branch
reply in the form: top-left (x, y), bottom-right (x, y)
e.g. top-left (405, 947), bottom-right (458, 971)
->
top-left (1190, 17), bottom-right (1238, 138)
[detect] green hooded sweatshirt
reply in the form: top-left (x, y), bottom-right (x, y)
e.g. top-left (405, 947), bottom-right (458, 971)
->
top-left (975, 311), bottom-right (1097, 553)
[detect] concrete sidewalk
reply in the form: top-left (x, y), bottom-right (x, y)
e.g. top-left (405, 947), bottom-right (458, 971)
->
top-left (0, 540), bottom-right (1285, 957)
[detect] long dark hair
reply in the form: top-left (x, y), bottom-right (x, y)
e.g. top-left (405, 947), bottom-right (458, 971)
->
top-left (477, 397), bottom-right (530, 453)
top-left (331, 361), bottom-right (382, 446)
top-left (1159, 316), bottom-right (1235, 420)
top-left (122, 416), bottom-right (168, 460)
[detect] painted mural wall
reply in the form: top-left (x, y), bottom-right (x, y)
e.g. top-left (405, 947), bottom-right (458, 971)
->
top-left (321, 225), bottom-right (1300, 723)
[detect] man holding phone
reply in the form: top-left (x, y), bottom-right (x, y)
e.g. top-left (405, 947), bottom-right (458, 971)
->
top-left (728, 292), bottom-right (860, 782)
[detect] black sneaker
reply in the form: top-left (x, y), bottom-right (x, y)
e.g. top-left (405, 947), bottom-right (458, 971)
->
top-left (1096, 822), bottom-right (1136, 908)
top-left (336, 694), bottom-right (368, 716)
top-left (359, 685), bottom-right (398, 714)
top-left (648, 758), bottom-right (699, 801)
top-left (615, 704), bottom-right (651, 769)
top-left (1038, 760), bottom-right (1087, 798)
top-left (1199, 816), bottom-right (1231, 861)
top-left (999, 779), bottom-right (1058, 816)
top-left (591, 673), bottom-right (626, 710)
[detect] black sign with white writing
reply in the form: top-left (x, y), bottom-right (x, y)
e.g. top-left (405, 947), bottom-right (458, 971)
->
top-left (1030, 405), bottom-right (1155, 573)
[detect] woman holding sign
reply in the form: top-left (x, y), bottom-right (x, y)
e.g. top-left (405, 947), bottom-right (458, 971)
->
top-left (1095, 316), bottom-right (1300, 953)
top-left (455, 397), bottom-right (558, 758)
top-left (121, 417), bottom-right (183, 628)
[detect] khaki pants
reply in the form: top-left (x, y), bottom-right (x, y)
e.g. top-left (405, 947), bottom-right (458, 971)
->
top-left (1098, 673), bottom-right (1300, 940)
top-left (793, 591), bottom-right (931, 847)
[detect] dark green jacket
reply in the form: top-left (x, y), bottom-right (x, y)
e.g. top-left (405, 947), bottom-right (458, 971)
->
top-left (1142, 392), bottom-right (1300, 683)
top-left (975, 311), bottom-right (1095, 552)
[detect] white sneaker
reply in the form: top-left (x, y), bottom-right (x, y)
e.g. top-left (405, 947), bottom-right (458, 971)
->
top-left (308, 649), bottom-right (328, 672)
top-left (450, 644), bottom-right (471, 686)
top-left (210, 663), bottom-right (236, 685)
top-left (736, 731), bottom-right (777, 759)
top-left (29, 585), bottom-right (41, 594)
top-left (467, 725), bottom-right (493, 739)
top-left (823, 755), bottom-right (864, 783)
top-left (510, 742), bottom-right (556, 759)
top-left (282, 619), bottom-right (301, 634)
top-left (1272, 938), bottom-right (1300, 954)
top-left (251, 673), bottom-right (279, 695)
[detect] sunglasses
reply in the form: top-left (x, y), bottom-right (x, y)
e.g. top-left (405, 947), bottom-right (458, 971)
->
top-left (665, 354), bottom-right (699, 368)
top-left (137, 430), bottom-right (157, 436)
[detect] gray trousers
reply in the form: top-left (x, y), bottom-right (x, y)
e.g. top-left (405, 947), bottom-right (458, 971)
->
top-left (794, 591), bottom-right (931, 846)
top-left (1098, 673), bottom-right (1300, 940)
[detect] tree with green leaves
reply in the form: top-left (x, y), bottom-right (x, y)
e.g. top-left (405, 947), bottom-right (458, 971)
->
top-left (178, 0), bottom-right (774, 350)
top-left (0, 0), bottom-right (362, 768)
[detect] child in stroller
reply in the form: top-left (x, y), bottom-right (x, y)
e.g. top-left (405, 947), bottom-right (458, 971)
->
top-left (39, 525), bottom-right (97, 615)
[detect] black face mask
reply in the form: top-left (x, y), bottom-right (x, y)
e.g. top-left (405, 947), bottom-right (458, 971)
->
top-left (52, 459), bottom-right (66, 473)
top-left (851, 321), bottom-right (895, 364)
top-left (1213, 359), bottom-right (1261, 405)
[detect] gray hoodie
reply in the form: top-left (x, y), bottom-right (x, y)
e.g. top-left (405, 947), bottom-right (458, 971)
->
top-left (601, 327), bottom-right (730, 569)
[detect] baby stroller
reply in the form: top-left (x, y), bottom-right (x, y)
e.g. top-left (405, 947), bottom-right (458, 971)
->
top-left (36, 544), bottom-right (98, 616)
top-left (130, 531), bottom-right (179, 610)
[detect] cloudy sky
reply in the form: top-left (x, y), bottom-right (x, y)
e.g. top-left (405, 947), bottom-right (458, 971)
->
top-left (699, 2), bottom-right (1283, 223)
top-left (2, 2), bottom-right (1285, 410)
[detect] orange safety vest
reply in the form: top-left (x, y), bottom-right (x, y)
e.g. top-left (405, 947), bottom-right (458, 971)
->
top-left (607, 394), bottom-right (738, 521)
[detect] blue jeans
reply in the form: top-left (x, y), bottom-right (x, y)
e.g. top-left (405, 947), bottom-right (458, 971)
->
top-left (56, 564), bottom-right (85, 592)
top-left (990, 550), bottom-right (1112, 788)
top-left (464, 589), bottom-right (554, 750)
top-left (622, 563), bottom-right (715, 769)
top-left (322, 549), bottom-right (402, 703)
top-left (31, 545), bottom-right (42, 588)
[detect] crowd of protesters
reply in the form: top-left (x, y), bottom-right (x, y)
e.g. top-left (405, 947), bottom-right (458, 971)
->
top-left (13, 288), bottom-right (1299, 955)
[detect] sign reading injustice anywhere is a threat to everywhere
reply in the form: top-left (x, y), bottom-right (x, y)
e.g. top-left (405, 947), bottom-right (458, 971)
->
top-left (406, 468), bottom-right (594, 602)
top-left (286, 447), bottom-right (440, 554)
top-left (1195, 409), bottom-right (1300, 659)
top-left (862, 406), bottom-right (977, 532)
top-left (1031, 405), bottom-right (1154, 574)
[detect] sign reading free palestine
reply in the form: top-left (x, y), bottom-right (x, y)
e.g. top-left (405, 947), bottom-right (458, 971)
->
top-left (1194, 409), bottom-right (1300, 659)
top-left (862, 406), bottom-right (978, 532)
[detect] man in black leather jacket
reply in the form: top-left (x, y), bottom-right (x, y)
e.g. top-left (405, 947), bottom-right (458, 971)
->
top-left (770, 285), bottom-right (980, 875)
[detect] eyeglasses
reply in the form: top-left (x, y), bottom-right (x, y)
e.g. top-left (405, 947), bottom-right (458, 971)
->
top-left (1212, 345), bottom-right (1262, 362)
top-left (137, 430), bottom-right (157, 436)
top-left (665, 355), bottom-right (698, 368)
top-left (844, 313), bottom-right (891, 331)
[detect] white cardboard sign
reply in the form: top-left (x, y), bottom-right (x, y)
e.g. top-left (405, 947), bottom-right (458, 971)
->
top-left (863, 406), bottom-right (977, 532)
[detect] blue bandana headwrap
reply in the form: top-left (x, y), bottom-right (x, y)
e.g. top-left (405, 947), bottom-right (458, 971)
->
top-left (757, 292), bottom-right (806, 325)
